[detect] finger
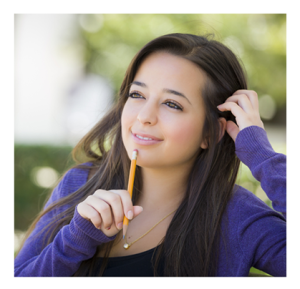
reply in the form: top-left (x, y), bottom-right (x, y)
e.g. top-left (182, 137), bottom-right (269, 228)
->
top-left (132, 206), bottom-right (143, 218)
top-left (109, 190), bottom-right (134, 220)
top-left (77, 202), bottom-right (102, 229)
top-left (224, 94), bottom-right (253, 113)
top-left (217, 101), bottom-right (246, 126)
top-left (225, 120), bottom-right (240, 142)
top-left (94, 190), bottom-right (124, 229)
top-left (85, 195), bottom-right (113, 229)
top-left (232, 90), bottom-right (259, 112)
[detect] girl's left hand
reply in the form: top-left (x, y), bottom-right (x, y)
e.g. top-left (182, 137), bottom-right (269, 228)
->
top-left (217, 90), bottom-right (265, 142)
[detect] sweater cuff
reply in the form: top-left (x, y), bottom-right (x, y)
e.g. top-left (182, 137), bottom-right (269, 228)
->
top-left (235, 126), bottom-right (276, 170)
top-left (68, 206), bottom-right (117, 248)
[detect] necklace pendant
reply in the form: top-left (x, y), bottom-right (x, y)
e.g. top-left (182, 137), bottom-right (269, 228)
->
top-left (123, 243), bottom-right (130, 250)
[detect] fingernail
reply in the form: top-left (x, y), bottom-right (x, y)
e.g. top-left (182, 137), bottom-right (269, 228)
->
top-left (127, 210), bottom-right (133, 220)
top-left (106, 226), bottom-right (111, 230)
top-left (117, 222), bottom-right (123, 229)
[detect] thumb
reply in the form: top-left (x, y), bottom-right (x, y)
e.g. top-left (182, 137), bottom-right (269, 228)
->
top-left (226, 120), bottom-right (240, 142)
top-left (132, 206), bottom-right (143, 218)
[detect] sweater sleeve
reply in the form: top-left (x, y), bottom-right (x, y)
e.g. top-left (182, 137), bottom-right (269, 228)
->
top-left (14, 166), bottom-right (116, 277)
top-left (235, 126), bottom-right (286, 219)
top-left (233, 126), bottom-right (286, 276)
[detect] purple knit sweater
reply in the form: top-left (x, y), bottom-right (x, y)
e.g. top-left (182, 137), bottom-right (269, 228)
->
top-left (14, 126), bottom-right (286, 276)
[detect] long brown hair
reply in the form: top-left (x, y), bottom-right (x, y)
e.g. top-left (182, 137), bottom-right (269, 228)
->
top-left (17, 33), bottom-right (247, 276)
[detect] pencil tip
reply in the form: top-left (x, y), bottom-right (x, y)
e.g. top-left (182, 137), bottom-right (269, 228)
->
top-left (122, 224), bottom-right (128, 239)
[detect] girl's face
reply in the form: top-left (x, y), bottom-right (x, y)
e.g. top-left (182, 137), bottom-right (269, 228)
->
top-left (121, 51), bottom-right (208, 169)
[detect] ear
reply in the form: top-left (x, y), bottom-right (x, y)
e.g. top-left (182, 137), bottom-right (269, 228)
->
top-left (200, 117), bottom-right (227, 149)
top-left (217, 117), bottom-right (227, 143)
top-left (200, 138), bottom-right (208, 149)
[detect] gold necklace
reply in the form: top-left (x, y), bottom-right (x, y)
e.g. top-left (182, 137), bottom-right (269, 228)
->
top-left (123, 208), bottom-right (177, 250)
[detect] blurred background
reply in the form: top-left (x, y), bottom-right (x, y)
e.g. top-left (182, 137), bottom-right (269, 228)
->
top-left (14, 14), bottom-right (286, 256)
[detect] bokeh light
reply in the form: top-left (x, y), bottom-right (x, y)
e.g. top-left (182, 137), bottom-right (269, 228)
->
top-left (259, 94), bottom-right (277, 120)
top-left (79, 14), bottom-right (104, 33)
top-left (30, 166), bottom-right (59, 188)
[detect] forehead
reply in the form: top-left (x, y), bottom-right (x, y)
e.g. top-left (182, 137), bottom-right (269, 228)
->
top-left (137, 51), bottom-right (205, 78)
top-left (133, 51), bottom-right (207, 107)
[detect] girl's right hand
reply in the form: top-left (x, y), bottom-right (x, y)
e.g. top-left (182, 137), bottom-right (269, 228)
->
top-left (77, 189), bottom-right (143, 237)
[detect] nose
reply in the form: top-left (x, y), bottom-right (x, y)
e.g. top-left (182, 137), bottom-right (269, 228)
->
top-left (137, 99), bottom-right (158, 125)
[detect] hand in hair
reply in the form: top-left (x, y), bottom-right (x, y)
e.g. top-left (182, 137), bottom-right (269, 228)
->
top-left (77, 189), bottom-right (143, 237)
top-left (217, 90), bottom-right (265, 142)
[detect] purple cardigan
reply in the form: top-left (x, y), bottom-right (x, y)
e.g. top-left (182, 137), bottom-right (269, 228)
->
top-left (14, 126), bottom-right (286, 276)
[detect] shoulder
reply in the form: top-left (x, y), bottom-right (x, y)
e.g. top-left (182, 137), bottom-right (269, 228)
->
top-left (224, 184), bottom-right (286, 231)
top-left (228, 184), bottom-right (265, 209)
top-left (61, 162), bottom-right (93, 191)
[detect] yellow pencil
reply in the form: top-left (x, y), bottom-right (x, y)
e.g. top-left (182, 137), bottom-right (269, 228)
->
top-left (122, 149), bottom-right (138, 239)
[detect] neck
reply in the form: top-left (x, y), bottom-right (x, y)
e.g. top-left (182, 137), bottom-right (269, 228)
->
top-left (136, 162), bottom-right (192, 212)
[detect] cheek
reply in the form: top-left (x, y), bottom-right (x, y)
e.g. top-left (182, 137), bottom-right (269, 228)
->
top-left (121, 102), bottom-right (134, 131)
top-left (121, 105), bottom-right (130, 141)
top-left (121, 105), bottom-right (133, 158)
top-left (121, 101), bottom-right (140, 152)
top-left (167, 120), bottom-right (203, 151)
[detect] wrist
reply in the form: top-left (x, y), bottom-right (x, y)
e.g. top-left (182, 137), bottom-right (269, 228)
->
top-left (70, 206), bottom-right (117, 246)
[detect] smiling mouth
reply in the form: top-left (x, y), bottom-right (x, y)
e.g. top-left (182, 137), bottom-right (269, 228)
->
top-left (131, 132), bottom-right (163, 145)
top-left (135, 134), bottom-right (154, 140)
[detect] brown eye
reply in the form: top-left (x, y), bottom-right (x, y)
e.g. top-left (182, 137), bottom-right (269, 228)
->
top-left (128, 92), bottom-right (143, 99)
top-left (165, 101), bottom-right (183, 111)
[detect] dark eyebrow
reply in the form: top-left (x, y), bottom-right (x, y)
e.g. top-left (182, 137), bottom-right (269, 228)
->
top-left (130, 81), bottom-right (191, 104)
top-left (131, 81), bottom-right (147, 88)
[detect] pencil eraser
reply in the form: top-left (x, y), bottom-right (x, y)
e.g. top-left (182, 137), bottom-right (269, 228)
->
top-left (132, 149), bottom-right (138, 159)
top-left (133, 149), bottom-right (138, 152)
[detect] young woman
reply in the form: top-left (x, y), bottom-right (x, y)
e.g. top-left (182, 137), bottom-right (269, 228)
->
top-left (14, 33), bottom-right (286, 277)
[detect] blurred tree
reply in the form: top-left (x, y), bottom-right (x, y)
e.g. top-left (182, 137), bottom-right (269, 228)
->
top-left (76, 14), bottom-right (286, 125)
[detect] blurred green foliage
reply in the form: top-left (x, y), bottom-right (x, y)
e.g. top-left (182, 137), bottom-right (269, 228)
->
top-left (76, 14), bottom-right (286, 124)
top-left (249, 266), bottom-right (271, 276)
top-left (14, 145), bottom-right (75, 231)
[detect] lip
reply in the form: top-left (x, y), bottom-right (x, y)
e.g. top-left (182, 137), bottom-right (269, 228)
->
top-left (131, 131), bottom-right (163, 145)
